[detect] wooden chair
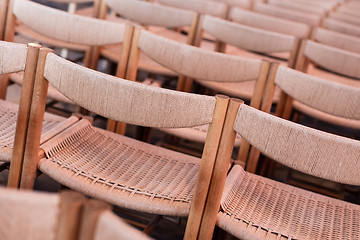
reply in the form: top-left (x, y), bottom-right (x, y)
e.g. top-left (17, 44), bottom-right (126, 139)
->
top-left (228, 7), bottom-right (311, 38)
top-left (0, 41), bottom-right (76, 188)
top-left (322, 17), bottom-right (360, 38)
top-left (293, 39), bottom-right (360, 130)
top-left (196, 65), bottom-right (360, 239)
top-left (4, 0), bottom-right (132, 129)
top-left (253, 2), bottom-right (322, 26)
top-left (98, 0), bottom-right (202, 80)
top-left (19, 45), bottom-right (231, 239)
top-left (0, 187), bottom-right (152, 240)
top-left (198, 15), bottom-right (300, 102)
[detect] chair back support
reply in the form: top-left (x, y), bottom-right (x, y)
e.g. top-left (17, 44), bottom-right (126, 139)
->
top-left (233, 104), bottom-right (360, 185)
top-left (229, 8), bottom-right (310, 38)
top-left (44, 52), bottom-right (216, 128)
top-left (135, 29), bottom-right (264, 82)
top-left (312, 27), bottom-right (360, 54)
top-left (208, 0), bottom-right (252, 9)
top-left (302, 40), bottom-right (360, 79)
top-left (0, 41), bottom-right (27, 74)
top-left (50, 0), bottom-right (94, 3)
top-left (0, 0), bottom-right (10, 40)
top-left (105, 0), bottom-right (196, 28)
top-left (323, 18), bottom-right (360, 38)
top-left (268, 0), bottom-right (327, 15)
top-left (253, 2), bottom-right (322, 26)
top-left (337, 5), bottom-right (360, 17)
top-left (156, 0), bottom-right (227, 18)
top-left (202, 15), bottom-right (297, 53)
top-left (275, 65), bottom-right (360, 120)
top-left (329, 11), bottom-right (360, 26)
top-left (13, 0), bottom-right (126, 46)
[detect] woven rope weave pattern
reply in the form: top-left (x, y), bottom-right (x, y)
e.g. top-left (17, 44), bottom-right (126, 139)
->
top-left (40, 120), bottom-right (200, 215)
top-left (0, 100), bottom-right (65, 162)
top-left (138, 30), bottom-right (262, 82)
top-left (218, 165), bottom-right (360, 240)
top-left (106, 0), bottom-right (194, 28)
top-left (14, 0), bottom-right (126, 46)
top-left (0, 41), bottom-right (27, 75)
top-left (203, 15), bottom-right (296, 53)
top-left (275, 66), bottom-right (360, 120)
top-left (234, 105), bottom-right (360, 185)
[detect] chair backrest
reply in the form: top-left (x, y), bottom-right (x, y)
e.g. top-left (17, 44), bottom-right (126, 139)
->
top-left (206, 0), bottom-right (253, 9)
top-left (104, 0), bottom-right (199, 46)
top-left (228, 7), bottom-right (310, 38)
top-left (328, 11), bottom-right (360, 26)
top-left (22, 46), bottom-right (232, 238)
top-left (267, 0), bottom-right (327, 15)
top-left (156, 0), bottom-right (228, 18)
top-left (312, 27), bottom-right (360, 54)
top-left (296, 39), bottom-right (360, 80)
top-left (127, 27), bottom-right (270, 101)
top-left (336, 5), bottom-right (360, 17)
top-left (233, 102), bottom-right (360, 186)
top-left (322, 17), bottom-right (360, 38)
top-left (201, 15), bottom-right (300, 67)
top-left (253, 2), bottom-right (322, 26)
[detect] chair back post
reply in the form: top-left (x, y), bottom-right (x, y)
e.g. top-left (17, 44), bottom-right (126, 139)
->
top-left (244, 62), bottom-right (279, 173)
top-left (8, 43), bottom-right (42, 188)
top-left (196, 98), bottom-right (243, 240)
top-left (106, 24), bottom-right (135, 134)
top-left (236, 60), bottom-right (271, 166)
top-left (77, 200), bottom-right (111, 240)
top-left (3, 0), bottom-right (14, 42)
top-left (294, 38), bottom-right (310, 72)
top-left (184, 95), bottom-right (230, 240)
top-left (56, 191), bottom-right (87, 240)
top-left (19, 47), bottom-right (53, 189)
top-left (0, 0), bottom-right (9, 40)
top-left (288, 37), bottom-right (302, 69)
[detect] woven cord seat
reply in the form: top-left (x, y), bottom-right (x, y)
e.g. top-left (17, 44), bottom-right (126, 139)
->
top-left (218, 165), bottom-right (360, 240)
top-left (0, 99), bottom-right (75, 162)
top-left (38, 120), bottom-right (202, 216)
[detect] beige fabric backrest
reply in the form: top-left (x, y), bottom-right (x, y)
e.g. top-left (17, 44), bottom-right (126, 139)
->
top-left (202, 15), bottom-right (296, 53)
top-left (13, 0), bottom-right (126, 46)
top-left (156, 0), bottom-right (227, 18)
top-left (323, 18), bottom-right (360, 38)
top-left (49, 0), bottom-right (93, 3)
top-left (329, 11), bottom-right (360, 25)
top-left (105, 0), bottom-right (195, 28)
top-left (137, 30), bottom-right (263, 82)
top-left (207, 0), bottom-right (252, 9)
top-left (93, 211), bottom-right (153, 240)
top-left (233, 104), bottom-right (360, 186)
top-left (44, 53), bottom-right (216, 128)
top-left (0, 41), bottom-right (27, 74)
top-left (304, 40), bottom-right (360, 79)
top-left (313, 28), bottom-right (360, 54)
top-left (267, 0), bottom-right (327, 15)
top-left (289, 0), bottom-right (336, 10)
top-left (0, 187), bottom-right (60, 240)
top-left (275, 65), bottom-right (360, 120)
top-left (253, 2), bottom-right (322, 26)
top-left (229, 8), bottom-right (310, 38)
top-left (337, 5), bottom-right (360, 17)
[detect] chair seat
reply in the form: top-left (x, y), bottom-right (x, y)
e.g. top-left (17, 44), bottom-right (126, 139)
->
top-left (11, 72), bottom-right (74, 104)
top-left (160, 124), bottom-right (242, 147)
top-left (38, 120), bottom-right (202, 216)
top-left (0, 99), bottom-right (76, 162)
top-left (218, 165), bottom-right (360, 240)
